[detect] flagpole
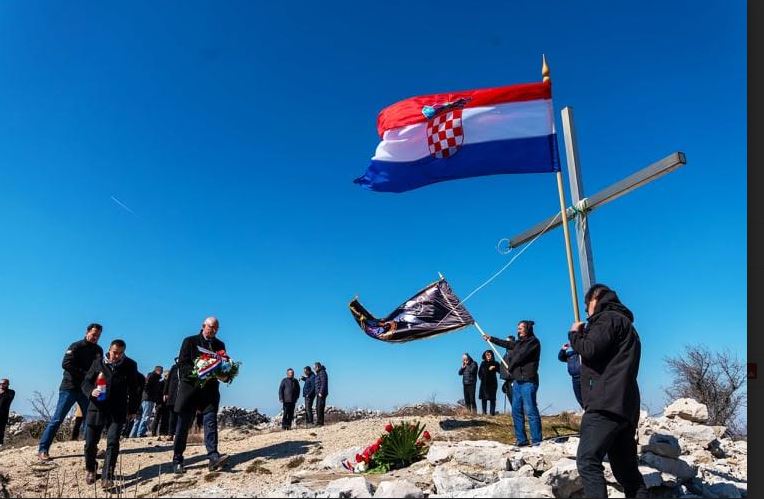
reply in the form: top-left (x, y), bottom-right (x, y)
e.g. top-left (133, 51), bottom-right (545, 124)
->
top-left (544, 54), bottom-right (581, 323)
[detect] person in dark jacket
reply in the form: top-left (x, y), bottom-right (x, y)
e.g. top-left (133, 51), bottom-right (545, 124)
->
top-left (81, 339), bottom-right (141, 489)
top-left (314, 362), bottom-right (329, 426)
top-left (150, 372), bottom-right (171, 437)
top-left (300, 366), bottom-right (316, 426)
top-left (163, 359), bottom-right (180, 440)
top-left (130, 365), bottom-right (163, 438)
top-left (0, 378), bottom-right (15, 447)
top-left (558, 343), bottom-right (583, 408)
top-left (569, 284), bottom-right (647, 498)
top-left (172, 317), bottom-right (229, 474)
top-left (38, 323), bottom-right (104, 461)
top-left (483, 320), bottom-right (542, 446)
top-left (458, 353), bottom-right (478, 413)
top-left (279, 369), bottom-right (301, 430)
top-left (121, 372), bottom-right (145, 438)
top-left (478, 350), bottom-right (501, 415)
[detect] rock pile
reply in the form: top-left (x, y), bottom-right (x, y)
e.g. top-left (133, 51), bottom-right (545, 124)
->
top-left (273, 405), bottom-right (382, 428)
top-left (217, 406), bottom-right (271, 428)
top-left (266, 398), bottom-right (747, 498)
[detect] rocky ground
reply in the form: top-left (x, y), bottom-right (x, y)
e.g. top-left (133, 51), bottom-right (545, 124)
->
top-left (0, 398), bottom-right (747, 498)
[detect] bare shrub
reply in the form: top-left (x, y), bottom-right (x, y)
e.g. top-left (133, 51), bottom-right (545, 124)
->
top-left (28, 391), bottom-right (55, 422)
top-left (664, 345), bottom-right (747, 436)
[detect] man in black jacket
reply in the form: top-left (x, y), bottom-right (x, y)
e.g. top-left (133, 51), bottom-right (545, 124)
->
top-left (172, 317), bottom-right (229, 474)
top-left (130, 365), bottom-right (163, 438)
top-left (568, 284), bottom-right (647, 498)
top-left (279, 369), bottom-right (301, 430)
top-left (0, 378), bottom-right (15, 448)
top-left (163, 358), bottom-right (180, 441)
top-left (38, 323), bottom-right (104, 461)
top-left (314, 362), bottom-right (328, 426)
top-left (483, 320), bottom-right (542, 446)
top-left (81, 339), bottom-right (140, 489)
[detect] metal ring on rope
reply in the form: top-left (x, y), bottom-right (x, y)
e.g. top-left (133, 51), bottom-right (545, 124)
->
top-left (496, 238), bottom-right (512, 255)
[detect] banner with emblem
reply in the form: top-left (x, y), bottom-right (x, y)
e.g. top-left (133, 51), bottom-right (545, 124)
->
top-left (349, 278), bottom-right (475, 343)
top-left (354, 80), bottom-right (560, 193)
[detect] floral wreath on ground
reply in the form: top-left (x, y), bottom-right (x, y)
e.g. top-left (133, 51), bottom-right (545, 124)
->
top-left (342, 420), bottom-right (432, 473)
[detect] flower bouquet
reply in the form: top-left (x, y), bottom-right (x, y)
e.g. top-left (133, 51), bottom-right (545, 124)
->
top-left (190, 346), bottom-right (241, 387)
top-left (342, 421), bottom-right (431, 474)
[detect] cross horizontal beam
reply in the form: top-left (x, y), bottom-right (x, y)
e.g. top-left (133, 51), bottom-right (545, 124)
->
top-left (508, 151), bottom-right (687, 248)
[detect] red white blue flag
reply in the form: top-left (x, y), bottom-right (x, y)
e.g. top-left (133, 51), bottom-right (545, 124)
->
top-left (354, 81), bottom-right (560, 192)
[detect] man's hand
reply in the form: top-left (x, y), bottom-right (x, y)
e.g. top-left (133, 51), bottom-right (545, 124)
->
top-left (91, 388), bottom-right (101, 398)
top-left (481, 333), bottom-right (489, 342)
top-left (128, 413), bottom-right (137, 422)
top-left (570, 322), bottom-right (585, 333)
top-left (163, 394), bottom-right (169, 402)
top-left (562, 343), bottom-right (570, 350)
top-left (489, 365), bottom-right (496, 371)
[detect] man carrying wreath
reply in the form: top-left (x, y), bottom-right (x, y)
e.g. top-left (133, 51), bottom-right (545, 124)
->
top-left (172, 316), bottom-right (230, 474)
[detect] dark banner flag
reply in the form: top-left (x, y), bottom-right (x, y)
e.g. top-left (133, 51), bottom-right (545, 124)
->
top-left (349, 278), bottom-right (475, 343)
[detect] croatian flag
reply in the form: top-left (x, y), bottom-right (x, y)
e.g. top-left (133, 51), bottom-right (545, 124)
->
top-left (354, 81), bottom-right (560, 193)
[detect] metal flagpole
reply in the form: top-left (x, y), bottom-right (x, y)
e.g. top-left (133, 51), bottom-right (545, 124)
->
top-left (544, 55), bottom-right (581, 323)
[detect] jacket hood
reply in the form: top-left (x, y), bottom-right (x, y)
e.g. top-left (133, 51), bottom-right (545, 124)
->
top-left (592, 290), bottom-right (634, 322)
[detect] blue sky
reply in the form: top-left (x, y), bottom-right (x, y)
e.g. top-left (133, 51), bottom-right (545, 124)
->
top-left (0, 1), bottom-right (745, 417)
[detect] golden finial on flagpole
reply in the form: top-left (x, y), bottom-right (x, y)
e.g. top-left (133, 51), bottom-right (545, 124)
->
top-left (542, 54), bottom-right (550, 83)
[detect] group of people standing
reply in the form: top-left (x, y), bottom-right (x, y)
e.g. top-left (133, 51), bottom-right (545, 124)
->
top-left (26, 317), bottom-right (230, 490)
top-left (277, 364), bottom-right (329, 430)
top-left (458, 284), bottom-right (649, 498)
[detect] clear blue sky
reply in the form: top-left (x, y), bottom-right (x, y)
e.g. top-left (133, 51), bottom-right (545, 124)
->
top-left (0, 1), bottom-right (745, 417)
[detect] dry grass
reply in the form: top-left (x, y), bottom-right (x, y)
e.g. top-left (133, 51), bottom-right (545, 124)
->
top-left (245, 459), bottom-right (273, 475)
top-left (285, 456), bottom-right (305, 469)
top-left (459, 413), bottom-right (580, 445)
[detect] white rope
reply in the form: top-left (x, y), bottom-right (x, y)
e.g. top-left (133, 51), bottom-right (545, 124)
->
top-left (434, 214), bottom-right (560, 329)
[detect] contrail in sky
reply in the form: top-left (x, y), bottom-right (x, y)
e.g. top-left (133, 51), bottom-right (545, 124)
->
top-left (110, 195), bottom-right (136, 215)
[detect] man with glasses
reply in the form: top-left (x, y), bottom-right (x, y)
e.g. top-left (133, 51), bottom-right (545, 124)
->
top-left (38, 323), bottom-right (104, 461)
top-left (0, 378), bottom-right (15, 449)
top-left (171, 317), bottom-right (229, 474)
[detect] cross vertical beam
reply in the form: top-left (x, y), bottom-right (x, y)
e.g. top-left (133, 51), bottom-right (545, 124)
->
top-left (562, 106), bottom-right (596, 293)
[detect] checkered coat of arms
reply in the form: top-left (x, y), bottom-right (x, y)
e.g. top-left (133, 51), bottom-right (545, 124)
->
top-left (426, 108), bottom-right (464, 159)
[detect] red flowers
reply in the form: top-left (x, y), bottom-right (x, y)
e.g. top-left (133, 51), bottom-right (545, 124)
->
top-left (385, 423), bottom-right (394, 432)
top-left (423, 431), bottom-right (431, 440)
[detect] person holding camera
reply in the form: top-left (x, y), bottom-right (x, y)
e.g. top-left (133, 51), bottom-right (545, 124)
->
top-left (483, 320), bottom-right (542, 446)
top-left (300, 366), bottom-right (317, 426)
top-left (458, 353), bottom-right (478, 413)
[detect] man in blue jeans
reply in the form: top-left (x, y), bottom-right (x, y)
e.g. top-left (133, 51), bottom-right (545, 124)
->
top-left (483, 320), bottom-right (542, 446)
top-left (38, 323), bottom-right (104, 461)
top-left (130, 365), bottom-right (163, 438)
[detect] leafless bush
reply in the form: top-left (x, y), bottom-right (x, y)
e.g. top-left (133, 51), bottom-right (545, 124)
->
top-left (28, 390), bottom-right (55, 422)
top-left (664, 345), bottom-right (747, 436)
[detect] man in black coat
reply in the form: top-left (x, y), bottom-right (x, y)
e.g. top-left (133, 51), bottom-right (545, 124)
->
top-left (568, 284), bottom-right (647, 498)
top-left (81, 339), bottom-right (141, 489)
top-left (172, 317), bottom-right (229, 474)
top-left (130, 365), bottom-right (163, 438)
top-left (314, 362), bottom-right (328, 426)
top-left (300, 366), bottom-right (316, 426)
top-left (163, 358), bottom-right (180, 440)
top-left (279, 369), bottom-right (301, 430)
top-left (38, 323), bottom-right (104, 461)
top-left (0, 378), bottom-right (15, 447)
top-left (483, 320), bottom-right (542, 445)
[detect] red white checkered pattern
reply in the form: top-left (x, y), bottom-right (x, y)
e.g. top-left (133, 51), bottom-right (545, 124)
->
top-left (426, 109), bottom-right (464, 158)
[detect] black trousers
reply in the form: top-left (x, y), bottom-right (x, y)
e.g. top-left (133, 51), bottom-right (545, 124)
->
top-left (173, 409), bottom-right (218, 464)
top-left (304, 395), bottom-right (315, 424)
top-left (151, 404), bottom-right (170, 436)
top-left (0, 418), bottom-right (6, 445)
top-left (168, 409), bottom-right (178, 437)
top-left (577, 411), bottom-right (648, 498)
top-left (463, 383), bottom-right (477, 412)
top-left (84, 421), bottom-right (123, 478)
top-left (481, 399), bottom-right (496, 415)
top-left (315, 395), bottom-right (326, 425)
top-left (282, 402), bottom-right (296, 429)
top-left (71, 416), bottom-right (85, 440)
